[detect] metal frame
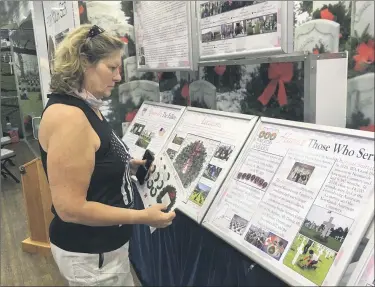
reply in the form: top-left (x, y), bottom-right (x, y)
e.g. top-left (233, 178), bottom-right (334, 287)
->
top-left (305, 52), bottom-right (348, 123)
top-left (347, 222), bottom-right (374, 286)
top-left (133, 1), bottom-right (196, 72)
top-left (197, 51), bottom-right (349, 126)
top-left (197, 1), bottom-right (294, 62)
top-left (202, 116), bottom-right (375, 286)
top-left (142, 100), bottom-right (187, 112)
top-left (169, 106), bottom-right (259, 223)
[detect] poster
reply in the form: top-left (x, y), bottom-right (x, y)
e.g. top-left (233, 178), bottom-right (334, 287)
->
top-left (42, 1), bottom-right (79, 73)
top-left (198, 1), bottom-right (281, 59)
top-left (134, 1), bottom-right (192, 70)
top-left (138, 109), bottom-right (257, 223)
top-left (121, 102), bottom-right (185, 159)
top-left (203, 119), bottom-right (374, 286)
top-left (348, 232), bottom-right (375, 286)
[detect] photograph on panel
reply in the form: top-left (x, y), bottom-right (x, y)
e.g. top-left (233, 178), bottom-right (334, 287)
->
top-left (172, 134), bottom-right (219, 189)
top-left (283, 233), bottom-right (337, 286)
top-left (298, 204), bottom-right (354, 252)
top-left (203, 164), bottom-right (223, 182)
top-left (287, 162), bottom-right (315, 185)
top-left (228, 214), bottom-right (249, 236)
top-left (244, 225), bottom-right (288, 261)
top-left (189, 182), bottom-right (212, 206)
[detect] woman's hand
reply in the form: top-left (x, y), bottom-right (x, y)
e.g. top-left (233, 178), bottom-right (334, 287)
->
top-left (130, 159), bottom-right (146, 167)
top-left (143, 204), bottom-right (176, 228)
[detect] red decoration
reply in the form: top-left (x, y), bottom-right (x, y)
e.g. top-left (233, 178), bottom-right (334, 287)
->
top-left (169, 192), bottom-right (176, 199)
top-left (214, 65), bottom-right (226, 76)
top-left (181, 83), bottom-right (189, 99)
top-left (125, 109), bottom-right (138, 122)
top-left (320, 8), bottom-right (335, 21)
top-left (360, 125), bottom-right (375, 132)
top-left (257, 63), bottom-right (293, 107)
top-left (157, 72), bottom-right (163, 80)
top-left (79, 5), bottom-right (85, 15)
top-left (313, 48), bottom-right (319, 54)
top-left (120, 36), bottom-right (128, 44)
top-left (354, 40), bottom-right (375, 71)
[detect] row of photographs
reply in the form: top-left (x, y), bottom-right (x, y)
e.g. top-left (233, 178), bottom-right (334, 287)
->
top-left (202, 13), bottom-right (277, 43)
top-left (200, 1), bottom-right (266, 19)
top-left (222, 199), bottom-right (353, 285)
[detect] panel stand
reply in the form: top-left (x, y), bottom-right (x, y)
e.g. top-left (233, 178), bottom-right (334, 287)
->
top-left (20, 158), bottom-right (53, 257)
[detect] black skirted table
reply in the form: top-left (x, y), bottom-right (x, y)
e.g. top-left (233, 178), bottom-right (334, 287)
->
top-left (129, 184), bottom-right (286, 286)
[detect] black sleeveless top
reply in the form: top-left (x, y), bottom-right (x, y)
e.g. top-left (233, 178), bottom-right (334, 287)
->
top-left (40, 93), bottom-right (134, 254)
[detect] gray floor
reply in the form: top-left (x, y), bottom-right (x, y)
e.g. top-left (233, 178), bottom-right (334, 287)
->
top-left (1, 141), bottom-right (141, 286)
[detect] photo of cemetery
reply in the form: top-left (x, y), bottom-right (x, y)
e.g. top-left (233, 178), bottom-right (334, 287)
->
top-left (229, 214), bottom-right (249, 236)
top-left (189, 182), bottom-right (211, 206)
top-left (135, 129), bottom-right (155, 149)
top-left (203, 164), bottom-right (222, 182)
top-left (283, 233), bottom-right (337, 286)
top-left (299, 205), bottom-right (353, 252)
top-left (214, 144), bottom-right (234, 161)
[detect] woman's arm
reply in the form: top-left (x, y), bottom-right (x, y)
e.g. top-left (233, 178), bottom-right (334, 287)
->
top-left (42, 105), bottom-right (174, 227)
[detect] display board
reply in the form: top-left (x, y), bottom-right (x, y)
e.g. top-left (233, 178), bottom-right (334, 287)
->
top-left (138, 108), bottom-right (258, 223)
top-left (122, 102), bottom-right (186, 160)
top-left (42, 1), bottom-right (79, 74)
top-left (203, 117), bottom-right (374, 286)
top-left (197, 1), bottom-right (293, 61)
top-left (347, 228), bottom-right (374, 286)
top-left (133, 1), bottom-right (195, 71)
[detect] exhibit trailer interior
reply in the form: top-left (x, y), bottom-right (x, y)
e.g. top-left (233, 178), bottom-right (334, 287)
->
top-left (203, 117), bottom-right (374, 286)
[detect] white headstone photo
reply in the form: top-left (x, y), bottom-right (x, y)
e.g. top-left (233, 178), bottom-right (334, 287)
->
top-left (294, 19), bottom-right (340, 53)
top-left (118, 80), bottom-right (160, 105)
top-left (189, 80), bottom-right (217, 110)
top-left (123, 56), bottom-right (145, 82)
top-left (352, 1), bottom-right (374, 37)
top-left (347, 73), bottom-right (375, 125)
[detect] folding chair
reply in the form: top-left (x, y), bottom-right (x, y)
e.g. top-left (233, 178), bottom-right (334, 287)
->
top-left (1, 148), bottom-right (20, 183)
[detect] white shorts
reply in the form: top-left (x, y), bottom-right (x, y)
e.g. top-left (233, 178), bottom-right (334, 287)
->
top-left (50, 241), bottom-right (134, 286)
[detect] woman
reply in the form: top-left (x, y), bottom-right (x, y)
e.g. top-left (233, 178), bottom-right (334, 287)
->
top-left (38, 25), bottom-right (176, 286)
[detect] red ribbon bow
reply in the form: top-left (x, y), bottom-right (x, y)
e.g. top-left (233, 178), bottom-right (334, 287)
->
top-left (257, 62), bottom-right (293, 107)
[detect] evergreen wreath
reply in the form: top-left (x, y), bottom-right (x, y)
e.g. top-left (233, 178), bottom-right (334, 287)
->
top-left (240, 62), bottom-right (304, 121)
top-left (156, 185), bottom-right (177, 212)
top-left (173, 141), bottom-right (207, 188)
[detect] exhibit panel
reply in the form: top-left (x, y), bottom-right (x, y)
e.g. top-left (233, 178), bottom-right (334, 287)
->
top-left (197, 1), bottom-right (293, 60)
top-left (203, 117), bottom-right (374, 286)
top-left (133, 1), bottom-right (195, 71)
top-left (138, 107), bottom-right (258, 223)
top-left (121, 101), bottom-right (186, 159)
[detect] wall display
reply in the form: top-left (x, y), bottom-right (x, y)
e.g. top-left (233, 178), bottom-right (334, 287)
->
top-left (347, 231), bottom-right (374, 287)
top-left (122, 102), bottom-right (185, 160)
top-left (197, 1), bottom-right (293, 60)
top-left (138, 108), bottom-right (258, 223)
top-left (203, 117), bottom-right (374, 286)
top-left (42, 1), bottom-right (79, 74)
top-left (133, 1), bottom-right (194, 71)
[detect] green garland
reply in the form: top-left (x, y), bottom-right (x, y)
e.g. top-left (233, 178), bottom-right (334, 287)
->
top-left (240, 62), bottom-right (304, 121)
top-left (202, 65), bottom-right (242, 93)
top-left (173, 141), bottom-right (207, 188)
top-left (156, 185), bottom-right (177, 212)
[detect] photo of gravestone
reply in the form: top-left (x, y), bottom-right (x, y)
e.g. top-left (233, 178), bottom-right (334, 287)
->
top-left (283, 233), bottom-right (337, 286)
top-left (299, 204), bottom-right (354, 252)
top-left (228, 214), bottom-right (249, 236)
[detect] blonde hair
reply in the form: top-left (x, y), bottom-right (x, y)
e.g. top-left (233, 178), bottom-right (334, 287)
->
top-left (50, 25), bottom-right (124, 94)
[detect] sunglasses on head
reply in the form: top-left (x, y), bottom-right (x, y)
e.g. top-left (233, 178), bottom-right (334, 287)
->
top-left (87, 25), bottom-right (105, 39)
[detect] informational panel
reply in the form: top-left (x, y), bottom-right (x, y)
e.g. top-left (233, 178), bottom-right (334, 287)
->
top-left (138, 108), bottom-right (258, 223)
top-left (203, 117), bottom-right (374, 286)
top-left (42, 1), bottom-right (79, 73)
top-left (122, 102), bottom-right (185, 160)
top-left (197, 1), bottom-right (293, 60)
top-left (133, 1), bottom-right (194, 71)
top-left (347, 230), bottom-right (374, 286)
